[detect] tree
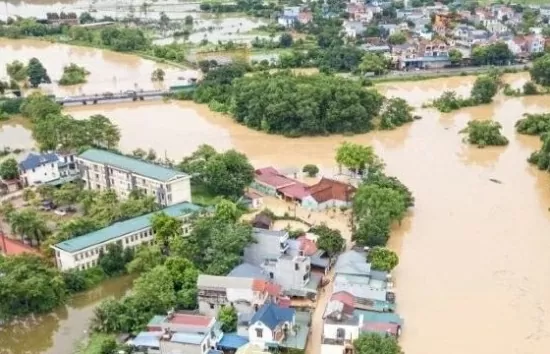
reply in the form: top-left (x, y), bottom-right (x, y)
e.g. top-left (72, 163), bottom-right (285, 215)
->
top-left (530, 54), bottom-right (550, 86)
top-left (367, 247), bottom-right (399, 271)
top-left (58, 63), bottom-right (90, 85)
top-left (335, 142), bottom-right (380, 176)
top-left (448, 48), bottom-right (463, 66)
top-left (218, 305), bottom-right (238, 332)
top-left (127, 245), bottom-right (164, 273)
top-left (20, 93), bottom-right (61, 120)
top-left (79, 12), bottom-right (95, 24)
top-left (459, 120), bottom-right (509, 147)
top-left (302, 164), bottom-right (320, 177)
top-left (184, 15), bottom-right (193, 26)
top-left (0, 158), bottom-right (19, 179)
top-left (354, 333), bottom-right (401, 354)
top-left (132, 265), bottom-right (177, 311)
top-left (358, 53), bottom-right (388, 75)
top-left (354, 214), bottom-right (391, 247)
top-left (8, 209), bottom-right (50, 245)
top-left (151, 68), bottom-right (165, 82)
top-left (387, 32), bottom-right (407, 45)
top-left (6, 60), bottom-right (27, 81)
top-left (470, 75), bottom-right (499, 104)
top-left (515, 113), bottom-right (550, 136)
top-left (279, 33), bottom-right (294, 48)
top-left (132, 148), bottom-right (147, 159)
top-left (178, 144), bottom-right (218, 180)
top-left (37, 184), bottom-right (56, 201)
top-left (151, 212), bottom-right (183, 252)
top-left (354, 184), bottom-right (408, 225)
top-left (203, 150), bottom-right (255, 197)
top-left (214, 199), bottom-right (239, 222)
top-left (523, 81), bottom-right (539, 95)
top-left (379, 97), bottom-right (414, 130)
top-left (98, 243), bottom-right (132, 276)
top-left (312, 223), bottom-right (345, 256)
top-left (27, 58), bottom-right (51, 88)
top-left (0, 255), bottom-right (66, 321)
top-left (53, 183), bottom-right (81, 207)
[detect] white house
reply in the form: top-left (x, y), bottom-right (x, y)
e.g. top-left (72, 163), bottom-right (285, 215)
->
top-left (321, 294), bottom-right (361, 354)
top-left (51, 202), bottom-right (201, 271)
top-left (248, 303), bottom-right (296, 350)
top-left (19, 152), bottom-right (77, 186)
top-left (77, 148), bottom-right (191, 207)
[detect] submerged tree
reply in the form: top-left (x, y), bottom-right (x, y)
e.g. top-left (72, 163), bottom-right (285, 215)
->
top-left (151, 68), bottom-right (166, 82)
top-left (367, 247), bottom-right (399, 272)
top-left (459, 120), bottom-right (509, 147)
top-left (379, 97), bottom-right (414, 130)
top-left (27, 58), bottom-right (51, 88)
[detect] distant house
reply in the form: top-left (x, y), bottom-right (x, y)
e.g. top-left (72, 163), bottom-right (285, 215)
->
top-left (243, 191), bottom-right (263, 209)
top-left (0, 179), bottom-right (21, 194)
top-left (248, 303), bottom-right (296, 350)
top-left (398, 40), bottom-right (451, 69)
top-left (288, 236), bottom-right (331, 275)
top-left (251, 213), bottom-right (273, 230)
top-left (278, 6), bottom-right (312, 27)
top-left (19, 152), bottom-right (78, 186)
top-left (343, 21), bottom-right (366, 38)
top-left (346, 3), bottom-right (374, 22)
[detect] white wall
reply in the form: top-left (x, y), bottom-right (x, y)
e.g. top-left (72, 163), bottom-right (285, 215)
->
top-left (323, 322), bottom-right (359, 342)
top-left (249, 321), bottom-right (273, 348)
top-left (227, 288), bottom-right (254, 303)
top-left (23, 163), bottom-right (60, 185)
top-left (321, 344), bottom-right (346, 354)
top-left (168, 176), bottom-right (192, 205)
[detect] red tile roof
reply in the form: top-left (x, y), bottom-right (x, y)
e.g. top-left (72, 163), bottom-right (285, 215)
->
top-left (331, 291), bottom-right (355, 314)
top-left (278, 183), bottom-right (310, 200)
top-left (307, 178), bottom-right (356, 203)
top-left (252, 279), bottom-right (282, 296)
top-left (0, 236), bottom-right (40, 256)
top-left (168, 314), bottom-right (212, 327)
top-left (255, 167), bottom-right (297, 189)
top-left (297, 236), bottom-right (318, 256)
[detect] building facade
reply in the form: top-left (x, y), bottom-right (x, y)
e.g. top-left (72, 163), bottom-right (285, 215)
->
top-left (19, 152), bottom-right (77, 186)
top-left (51, 202), bottom-right (201, 270)
top-left (77, 149), bottom-right (191, 207)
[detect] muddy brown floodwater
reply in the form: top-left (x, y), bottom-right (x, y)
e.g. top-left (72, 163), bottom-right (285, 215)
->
top-left (2, 39), bottom-right (550, 354)
top-left (0, 275), bottom-right (134, 354)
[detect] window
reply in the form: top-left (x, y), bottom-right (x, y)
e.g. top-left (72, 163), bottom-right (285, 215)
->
top-left (209, 303), bottom-right (215, 309)
top-left (336, 328), bottom-right (346, 340)
top-left (303, 273), bottom-right (309, 281)
top-left (125, 238), bottom-right (129, 244)
top-left (269, 272), bottom-right (274, 279)
top-left (32, 168), bottom-right (35, 173)
top-left (255, 328), bottom-right (263, 338)
top-left (294, 263), bottom-right (299, 271)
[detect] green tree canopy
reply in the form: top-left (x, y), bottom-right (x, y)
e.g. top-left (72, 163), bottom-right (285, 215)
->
top-left (59, 63), bottom-right (90, 86)
top-left (367, 247), bottom-right (399, 272)
top-left (214, 199), bottom-right (239, 222)
top-left (27, 57), bottom-right (51, 88)
top-left (335, 142), bottom-right (381, 175)
top-left (8, 208), bottom-right (50, 245)
top-left (448, 48), bottom-right (463, 65)
top-left (530, 54), bottom-right (550, 87)
top-left (459, 120), bottom-right (509, 147)
top-left (20, 92), bottom-right (61, 120)
top-left (151, 68), bottom-right (165, 82)
top-left (0, 158), bottom-right (19, 179)
top-left (515, 113), bottom-right (550, 136)
top-left (470, 75), bottom-right (499, 104)
top-left (302, 164), bottom-right (320, 177)
top-left (312, 223), bottom-right (345, 256)
top-left (379, 97), bottom-right (414, 130)
top-left (203, 149), bottom-right (255, 198)
top-left (6, 60), bottom-right (27, 81)
top-left (354, 333), bottom-right (401, 354)
top-left (358, 53), bottom-right (388, 75)
top-left (218, 305), bottom-right (238, 332)
top-left (387, 32), bottom-right (407, 45)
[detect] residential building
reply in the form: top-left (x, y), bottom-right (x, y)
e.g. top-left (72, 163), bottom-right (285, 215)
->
top-left (196, 274), bottom-right (280, 318)
top-left (248, 303), bottom-right (296, 350)
top-left (301, 178), bottom-right (356, 211)
top-left (278, 6), bottom-right (307, 27)
top-left (244, 228), bottom-right (322, 298)
top-left (251, 213), bottom-right (273, 230)
top-left (77, 148), bottom-right (191, 207)
top-left (343, 21), bottom-right (366, 38)
top-left (346, 3), bottom-right (374, 22)
top-left (288, 236), bottom-right (331, 275)
top-left (19, 152), bottom-right (78, 186)
top-left (243, 191), bottom-right (263, 209)
top-left (51, 202), bottom-right (201, 270)
top-left (132, 312), bottom-right (224, 354)
top-left (333, 250), bottom-right (395, 312)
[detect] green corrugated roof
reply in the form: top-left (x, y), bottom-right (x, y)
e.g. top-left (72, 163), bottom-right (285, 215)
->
top-left (147, 315), bottom-right (167, 326)
top-left (79, 149), bottom-right (187, 182)
top-left (53, 202), bottom-right (201, 253)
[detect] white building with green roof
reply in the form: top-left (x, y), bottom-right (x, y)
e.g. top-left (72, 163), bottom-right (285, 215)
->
top-left (76, 149), bottom-right (191, 207)
top-left (51, 202), bottom-right (202, 271)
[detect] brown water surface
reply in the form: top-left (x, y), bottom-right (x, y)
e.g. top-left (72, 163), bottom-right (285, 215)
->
top-left (2, 38), bottom-right (550, 353)
top-left (0, 275), bottom-right (134, 354)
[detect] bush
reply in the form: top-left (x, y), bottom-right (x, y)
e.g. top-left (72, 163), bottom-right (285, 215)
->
top-left (302, 164), bottom-right (319, 177)
top-left (515, 113), bottom-right (550, 136)
top-left (459, 120), bottom-right (508, 147)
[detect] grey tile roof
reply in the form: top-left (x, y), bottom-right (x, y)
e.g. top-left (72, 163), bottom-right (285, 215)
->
top-left (334, 250), bottom-right (371, 276)
top-left (228, 263), bottom-right (269, 280)
top-left (333, 274), bottom-right (388, 302)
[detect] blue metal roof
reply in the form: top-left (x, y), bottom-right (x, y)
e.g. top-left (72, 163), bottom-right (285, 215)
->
top-left (79, 148), bottom-right (188, 182)
top-left (131, 332), bottom-right (162, 347)
top-left (250, 303), bottom-right (295, 330)
top-left (217, 334), bottom-right (249, 349)
top-left (53, 202), bottom-right (201, 253)
top-left (19, 153), bottom-right (58, 170)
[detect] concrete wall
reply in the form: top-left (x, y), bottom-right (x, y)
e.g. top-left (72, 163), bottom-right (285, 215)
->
top-left (22, 163), bottom-right (60, 185)
top-left (323, 322), bottom-right (359, 341)
top-left (249, 321), bottom-right (274, 348)
top-left (168, 176), bottom-right (192, 206)
top-left (321, 343), bottom-right (346, 354)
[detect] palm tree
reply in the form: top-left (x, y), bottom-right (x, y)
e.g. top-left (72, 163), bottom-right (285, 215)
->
top-left (9, 209), bottom-right (50, 246)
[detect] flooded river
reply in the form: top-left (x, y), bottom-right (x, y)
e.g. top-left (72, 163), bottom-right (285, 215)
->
top-left (2, 39), bottom-right (550, 354)
top-left (0, 275), bottom-right (134, 354)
